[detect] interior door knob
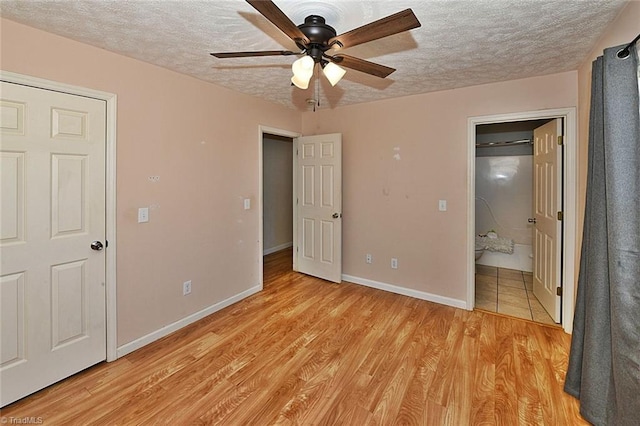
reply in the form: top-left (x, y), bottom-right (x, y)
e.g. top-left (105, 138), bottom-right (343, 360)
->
top-left (332, 213), bottom-right (341, 219)
top-left (527, 218), bottom-right (537, 224)
top-left (91, 241), bottom-right (104, 251)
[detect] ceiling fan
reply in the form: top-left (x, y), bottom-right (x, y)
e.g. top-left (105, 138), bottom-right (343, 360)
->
top-left (210, 0), bottom-right (421, 89)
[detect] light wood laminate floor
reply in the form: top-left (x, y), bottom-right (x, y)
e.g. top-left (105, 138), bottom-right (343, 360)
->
top-left (1, 249), bottom-right (586, 425)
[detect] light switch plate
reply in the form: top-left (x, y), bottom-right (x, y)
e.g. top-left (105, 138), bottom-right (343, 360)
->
top-left (138, 207), bottom-right (149, 223)
top-left (438, 200), bottom-right (447, 211)
top-left (243, 198), bottom-right (251, 210)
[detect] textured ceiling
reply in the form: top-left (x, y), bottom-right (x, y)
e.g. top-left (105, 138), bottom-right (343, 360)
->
top-left (0, 0), bottom-right (628, 111)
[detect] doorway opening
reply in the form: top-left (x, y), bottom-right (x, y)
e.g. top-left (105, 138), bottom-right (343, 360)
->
top-left (258, 126), bottom-right (300, 289)
top-left (474, 119), bottom-right (558, 325)
top-left (262, 132), bottom-right (295, 284)
top-left (262, 133), bottom-right (294, 257)
top-left (258, 128), bottom-right (344, 287)
top-left (467, 108), bottom-right (578, 334)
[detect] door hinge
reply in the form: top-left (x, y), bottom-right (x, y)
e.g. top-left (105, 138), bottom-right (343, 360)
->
top-left (556, 287), bottom-right (563, 296)
top-left (557, 211), bottom-right (563, 221)
top-left (557, 136), bottom-right (564, 146)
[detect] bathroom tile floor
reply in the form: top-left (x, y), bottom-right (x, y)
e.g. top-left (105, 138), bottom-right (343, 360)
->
top-left (475, 265), bottom-right (557, 326)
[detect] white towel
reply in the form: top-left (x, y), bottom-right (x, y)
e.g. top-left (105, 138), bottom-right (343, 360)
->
top-left (476, 235), bottom-right (514, 254)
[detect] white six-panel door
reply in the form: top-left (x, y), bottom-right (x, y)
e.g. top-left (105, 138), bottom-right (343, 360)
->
top-left (533, 118), bottom-right (562, 323)
top-left (0, 82), bottom-right (107, 406)
top-left (295, 134), bottom-right (342, 283)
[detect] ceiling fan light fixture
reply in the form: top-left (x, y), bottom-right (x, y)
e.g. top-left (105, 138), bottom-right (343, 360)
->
top-left (292, 55), bottom-right (315, 78)
top-left (322, 62), bottom-right (346, 86)
top-left (291, 73), bottom-right (312, 89)
top-left (291, 55), bottom-right (315, 89)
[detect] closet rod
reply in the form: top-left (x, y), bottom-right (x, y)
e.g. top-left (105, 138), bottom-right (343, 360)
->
top-left (475, 139), bottom-right (531, 148)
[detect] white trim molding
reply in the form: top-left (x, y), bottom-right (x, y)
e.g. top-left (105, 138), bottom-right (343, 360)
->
top-left (116, 285), bottom-right (262, 358)
top-left (342, 275), bottom-right (467, 310)
top-left (0, 70), bottom-right (119, 360)
top-left (467, 108), bottom-right (578, 334)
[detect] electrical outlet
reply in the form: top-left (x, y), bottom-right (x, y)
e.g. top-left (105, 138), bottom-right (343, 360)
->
top-left (391, 258), bottom-right (398, 269)
top-left (366, 254), bottom-right (372, 264)
top-left (183, 280), bottom-right (192, 296)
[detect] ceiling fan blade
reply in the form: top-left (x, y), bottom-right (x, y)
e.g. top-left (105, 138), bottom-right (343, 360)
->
top-left (330, 9), bottom-right (421, 50)
top-left (211, 50), bottom-right (298, 58)
top-left (331, 54), bottom-right (395, 78)
top-left (246, 0), bottom-right (309, 45)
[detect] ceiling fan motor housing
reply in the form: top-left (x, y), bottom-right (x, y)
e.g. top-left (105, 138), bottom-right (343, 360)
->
top-left (297, 15), bottom-right (337, 61)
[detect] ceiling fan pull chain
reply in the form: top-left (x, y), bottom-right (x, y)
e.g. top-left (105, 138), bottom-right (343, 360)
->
top-left (316, 66), bottom-right (320, 112)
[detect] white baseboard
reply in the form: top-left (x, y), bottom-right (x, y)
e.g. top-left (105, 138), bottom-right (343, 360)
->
top-left (263, 241), bottom-right (293, 256)
top-left (116, 284), bottom-right (262, 358)
top-left (341, 274), bottom-right (467, 310)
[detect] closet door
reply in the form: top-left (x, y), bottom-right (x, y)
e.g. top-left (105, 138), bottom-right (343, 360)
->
top-left (1, 81), bottom-right (107, 406)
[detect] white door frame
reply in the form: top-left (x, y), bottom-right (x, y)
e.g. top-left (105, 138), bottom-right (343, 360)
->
top-left (1, 70), bottom-right (118, 360)
top-left (467, 108), bottom-right (577, 334)
top-left (258, 125), bottom-right (301, 288)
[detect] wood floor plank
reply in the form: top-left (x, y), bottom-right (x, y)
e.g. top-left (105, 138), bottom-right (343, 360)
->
top-left (426, 309), bottom-right (466, 406)
top-left (446, 311), bottom-right (486, 425)
top-left (297, 293), bottom-right (397, 423)
top-left (360, 303), bottom-right (424, 412)
top-left (0, 248), bottom-right (588, 425)
top-left (512, 322), bottom-right (544, 425)
top-left (395, 302), bottom-right (443, 424)
top-left (470, 313), bottom-right (496, 425)
top-left (289, 297), bottom-right (393, 423)
top-left (370, 311), bottom-right (429, 423)
top-left (494, 315), bottom-right (519, 425)
top-left (145, 357), bottom-right (250, 424)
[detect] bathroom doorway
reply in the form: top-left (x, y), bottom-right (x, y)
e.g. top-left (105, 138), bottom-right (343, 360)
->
top-left (466, 108), bottom-right (578, 333)
top-left (474, 119), bottom-right (556, 325)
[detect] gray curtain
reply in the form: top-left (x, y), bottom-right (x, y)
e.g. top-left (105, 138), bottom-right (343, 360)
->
top-left (564, 44), bottom-right (640, 425)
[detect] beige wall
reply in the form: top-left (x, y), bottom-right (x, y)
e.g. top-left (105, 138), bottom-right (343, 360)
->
top-left (575, 1), bottom-right (640, 288)
top-left (302, 72), bottom-right (578, 302)
top-left (1, 19), bottom-right (301, 346)
top-left (263, 135), bottom-right (293, 253)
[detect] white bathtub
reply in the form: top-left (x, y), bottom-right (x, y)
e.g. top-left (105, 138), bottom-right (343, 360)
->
top-left (476, 243), bottom-right (533, 272)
